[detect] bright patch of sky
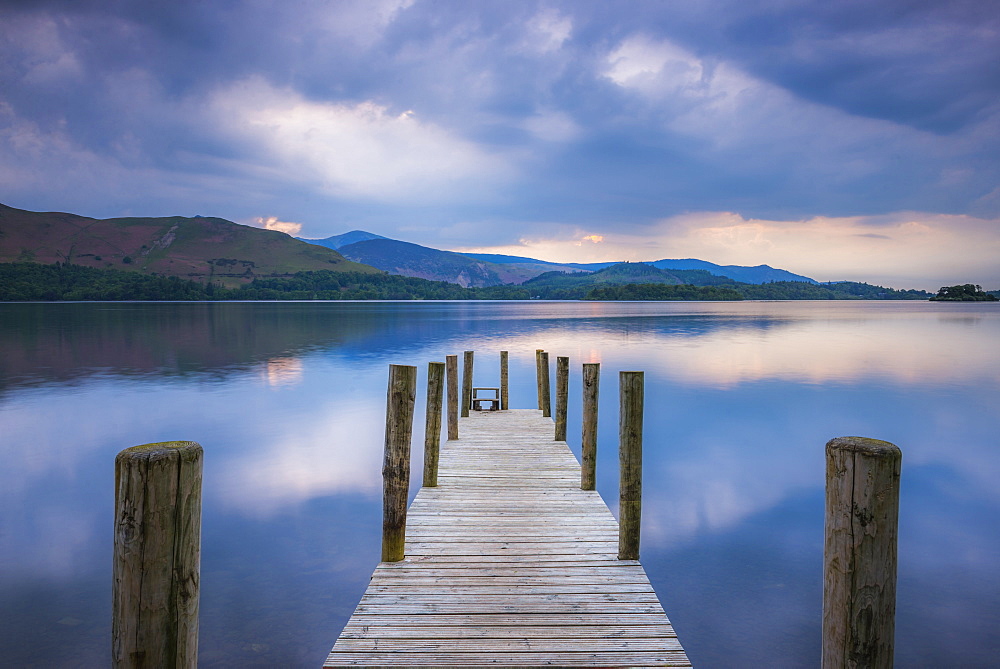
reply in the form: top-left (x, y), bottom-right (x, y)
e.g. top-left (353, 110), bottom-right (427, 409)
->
top-left (1, 0), bottom-right (997, 288)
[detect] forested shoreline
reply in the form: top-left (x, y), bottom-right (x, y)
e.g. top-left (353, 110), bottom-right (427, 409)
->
top-left (0, 261), bottom-right (979, 302)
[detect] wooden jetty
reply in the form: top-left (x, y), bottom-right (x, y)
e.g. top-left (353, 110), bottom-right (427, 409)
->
top-left (325, 408), bottom-right (691, 667)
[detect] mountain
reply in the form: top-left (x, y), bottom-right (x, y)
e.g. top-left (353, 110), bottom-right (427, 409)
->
top-left (461, 253), bottom-right (816, 284)
top-left (525, 262), bottom-right (685, 290)
top-left (458, 252), bottom-right (596, 274)
top-left (649, 259), bottom-right (816, 284)
top-left (335, 238), bottom-right (512, 287)
top-left (298, 230), bottom-right (388, 250)
top-left (0, 203), bottom-right (377, 286)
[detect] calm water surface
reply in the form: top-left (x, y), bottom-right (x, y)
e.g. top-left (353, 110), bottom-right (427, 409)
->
top-left (1, 301), bottom-right (998, 667)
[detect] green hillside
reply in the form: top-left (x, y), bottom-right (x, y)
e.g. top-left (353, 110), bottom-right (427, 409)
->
top-left (0, 204), bottom-right (377, 286)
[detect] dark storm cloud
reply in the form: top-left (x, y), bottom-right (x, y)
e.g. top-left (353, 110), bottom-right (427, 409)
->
top-left (0, 0), bottom-right (997, 265)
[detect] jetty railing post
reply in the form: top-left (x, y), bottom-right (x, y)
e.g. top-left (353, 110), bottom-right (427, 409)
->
top-left (581, 363), bottom-right (600, 490)
top-left (446, 354), bottom-right (458, 440)
top-left (461, 350), bottom-right (474, 418)
top-left (539, 352), bottom-right (552, 418)
top-left (535, 349), bottom-right (544, 409)
top-left (555, 356), bottom-right (569, 440)
top-left (113, 441), bottom-right (203, 669)
top-left (382, 364), bottom-right (417, 563)
top-left (423, 361), bottom-right (445, 487)
top-left (823, 436), bottom-right (902, 669)
top-left (500, 350), bottom-right (509, 411)
top-left (618, 371), bottom-right (643, 560)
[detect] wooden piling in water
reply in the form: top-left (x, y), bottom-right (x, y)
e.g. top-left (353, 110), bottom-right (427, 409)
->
top-left (539, 352), bottom-right (552, 418)
top-left (423, 361), bottom-right (445, 488)
top-left (823, 436), bottom-right (901, 669)
top-left (113, 440), bottom-right (202, 669)
top-left (555, 356), bottom-right (569, 441)
top-left (382, 364), bottom-right (417, 563)
top-left (500, 350), bottom-right (509, 411)
top-left (581, 362), bottom-right (600, 491)
top-left (446, 355), bottom-right (458, 440)
top-left (461, 351), bottom-right (474, 418)
top-left (618, 371), bottom-right (643, 560)
top-left (535, 349), bottom-right (544, 410)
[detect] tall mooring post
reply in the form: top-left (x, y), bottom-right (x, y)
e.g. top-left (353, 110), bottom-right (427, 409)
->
top-left (446, 354), bottom-right (459, 440)
top-left (618, 371), bottom-right (643, 560)
top-left (500, 350), bottom-right (509, 411)
top-left (382, 364), bottom-right (417, 562)
top-left (581, 362), bottom-right (600, 490)
top-left (555, 356), bottom-right (569, 441)
top-left (535, 349), bottom-right (544, 409)
top-left (113, 441), bottom-right (203, 669)
top-left (461, 350), bottom-right (474, 418)
top-left (539, 351), bottom-right (552, 418)
top-left (823, 436), bottom-right (901, 669)
top-left (423, 361), bottom-right (445, 487)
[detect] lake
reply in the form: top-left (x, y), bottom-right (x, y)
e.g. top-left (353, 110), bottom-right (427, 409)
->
top-left (1, 300), bottom-right (998, 667)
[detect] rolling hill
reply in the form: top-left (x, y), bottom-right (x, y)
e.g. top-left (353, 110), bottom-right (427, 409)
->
top-left (333, 238), bottom-right (512, 287)
top-left (0, 204), bottom-right (377, 286)
top-left (298, 230), bottom-right (388, 250)
top-left (460, 254), bottom-right (816, 284)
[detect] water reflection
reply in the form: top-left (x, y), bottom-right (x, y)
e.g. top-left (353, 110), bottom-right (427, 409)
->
top-left (1, 301), bottom-right (998, 667)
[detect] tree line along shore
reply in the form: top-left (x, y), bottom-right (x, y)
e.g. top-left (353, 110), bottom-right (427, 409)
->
top-left (5, 260), bottom-right (991, 302)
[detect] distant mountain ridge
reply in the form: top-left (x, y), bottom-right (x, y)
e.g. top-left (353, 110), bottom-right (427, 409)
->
top-left (0, 203), bottom-right (377, 285)
top-left (334, 238), bottom-right (507, 287)
top-left (460, 253), bottom-right (816, 284)
top-left (307, 232), bottom-right (818, 286)
top-left (299, 230), bottom-right (388, 250)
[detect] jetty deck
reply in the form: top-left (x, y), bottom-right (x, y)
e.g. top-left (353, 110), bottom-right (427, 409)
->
top-left (325, 408), bottom-right (691, 667)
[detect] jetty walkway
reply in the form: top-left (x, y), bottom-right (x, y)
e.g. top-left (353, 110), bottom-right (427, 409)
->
top-left (325, 408), bottom-right (691, 667)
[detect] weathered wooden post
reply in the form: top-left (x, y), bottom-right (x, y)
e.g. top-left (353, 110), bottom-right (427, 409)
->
top-left (823, 437), bottom-right (901, 669)
top-left (500, 350), bottom-right (509, 411)
top-left (535, 349), bottom-right (545, 409)
top-left (382, 364), bottom-right (417, 562)
top-left (423, 361), bottom-right (445, 487)
top-left (446, 354), bottom-right (458, 440)
top-left (539, 351), bottom-right (552, 417)
top-left (618, 371), bottom-right (643, 560)
top-left (461, 350), bottom-right (474, 418)
top-left (555, 356), bottom-right (569, 441)
top-left (581, 363), bottom-right (600, 490)
top-left (113, 441), bottom-right (203, 669)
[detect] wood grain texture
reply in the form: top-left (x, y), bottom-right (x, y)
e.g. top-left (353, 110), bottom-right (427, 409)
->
top-left (535, 349), bottom-right (544, 410)
top-left (555, 356), bottom-right (569, 441)
top-left (446, 355), bottom-right (459, 440)
top-left (423, 361), bottom-right (445, 487)
top-left (618, 371), bottom-right (644, 561)
top-left (539, 352), bottom-right (551, 418)
top-left (461, 351), bottom-right (474, 418)
top-left (581, 362), bottom-right (599, 491)
top-left (823, 436), bottom-right (901, 669)
top-left (326, 409), bottom-right (689, 667)
top-left (500, 350), bottom-right (509, 411)
top-left (382, 365), bottom-right (417, 562)
top-left (113, 441), bottom-right (202, 669)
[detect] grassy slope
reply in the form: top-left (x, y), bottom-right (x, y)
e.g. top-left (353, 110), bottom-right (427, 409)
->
top-left (0, 204), bottom-right (377, 286)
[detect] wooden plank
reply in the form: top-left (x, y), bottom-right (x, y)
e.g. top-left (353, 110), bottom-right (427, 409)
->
top-left (325, 409), bottom-right (691, 668)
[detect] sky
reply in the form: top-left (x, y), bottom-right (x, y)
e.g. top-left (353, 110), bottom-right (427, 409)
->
top-left (1, 0), bottom-right (998, 290)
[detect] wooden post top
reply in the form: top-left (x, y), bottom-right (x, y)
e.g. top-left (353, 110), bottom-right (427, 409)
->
top-left (826, 436), bottom-right (901, 459)
top-left (116, 441), bottom-right (202, 462)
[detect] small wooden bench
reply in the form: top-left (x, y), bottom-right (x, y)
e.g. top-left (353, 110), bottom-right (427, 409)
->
top-left (471, 387), bottom-right (500, 411)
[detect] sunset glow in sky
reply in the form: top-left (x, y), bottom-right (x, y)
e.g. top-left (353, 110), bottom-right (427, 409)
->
top-left (1, 1), bottom-right (998, 289)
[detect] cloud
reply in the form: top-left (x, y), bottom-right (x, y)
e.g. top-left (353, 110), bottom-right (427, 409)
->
top-left (0, 1), bottom-right (997, 248)
top-left (253, 216), bottom-right (303, 236)
top-left (210, 77), bottom-right (514, 205)
top-left (454, 211), bottom-right (1000, 290)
